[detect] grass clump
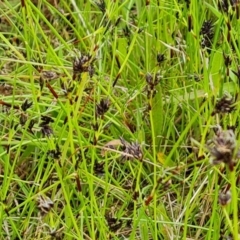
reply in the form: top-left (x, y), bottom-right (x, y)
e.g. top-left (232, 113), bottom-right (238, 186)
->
top-left (0, 0), bottom-right (240, 239)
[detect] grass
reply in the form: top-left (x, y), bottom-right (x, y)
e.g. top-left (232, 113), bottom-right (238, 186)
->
top-left (0, 0), bottom-right (240, 239)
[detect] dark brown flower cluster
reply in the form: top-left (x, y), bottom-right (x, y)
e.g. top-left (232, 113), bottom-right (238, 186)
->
top-left (106, 216), bottom-right (122, 232)
top-left (218, 190), bottom-right (231, 206)
top-left (120, 137), bottom-right (143, 161)
top-left (28, 119), bottom-right (35, 134)
top-left (93, 98), bottom-right (110, 145)
top-left (19, 99), bottom-right (33, 127)
top-left (21, 99), bottom-right (32, 111)
top-left (200, 20), bottom-right (215, 49)
top-left (48, 145), bottom-right (61, 159)
top-left (145, 73), bottom-right (160, 99)
top-left (157, 53), bottom-right (165, 64)
top-left (73, 54), bottom-right (95, 80)
top-left (40, 115), bottom-right (54, 137)
top-left (218, 0), bottom-right (239, 14)
top-left (212, 94), bottom-right (235, 115)
top-left (207, 126), bottom-right (239, 171)
top-left (96, 98), bottom-right (110, 118)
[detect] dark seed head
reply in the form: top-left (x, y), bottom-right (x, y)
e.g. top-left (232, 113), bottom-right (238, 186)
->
top-left (218, 191), bottom-right (231, 206)
top-left (120, 137), bottom-right (143, 161)
top-left (21, 99), bottom-right (32, 111)
top-left (212, 94), bottom-right (235, 115)
top-left (207, 126), bottom-right (237, 169)
top-left (200, 20), bottom-right (214, 49)
top-left (218, 0), bottom-right (229, 13)
top-left (28, 119), bottom-right (35, 134)
top-left (218, 0), bottom-right (238, 13)
top-left (73, 54), bottom-right (91, 74)
top-left (145, 73), bottom-right (161, 98)
top-left (146, 73), bottom-right (153, 85)
top-left (157, 53), bottom-right (165, 63)
top-left (41, 115), bottom-right (54, 125)
top-left (20, 113), bottom-right (27, 125)
top-left (41, 125), bottom-right (53, 137)
top-left (96, 98), bottom-right (110, 117)
top-left (48, 145), bottom-right (61, 159)
top-left (0, 83), bottom-right (13, 96)
top-left (106, 217), bottom-right (122, 232)
top-left (94, 162), bottom-right (105, 174)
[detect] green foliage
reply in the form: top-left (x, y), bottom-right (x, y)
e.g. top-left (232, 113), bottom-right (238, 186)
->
top-left (0, 0), bottom-right (239, 239)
